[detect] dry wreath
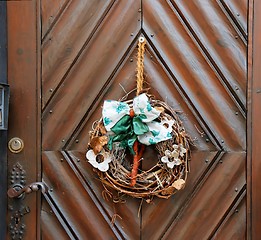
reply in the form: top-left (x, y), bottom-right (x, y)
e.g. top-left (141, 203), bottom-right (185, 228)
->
top-left (86, 37), bottom-right (191, 200)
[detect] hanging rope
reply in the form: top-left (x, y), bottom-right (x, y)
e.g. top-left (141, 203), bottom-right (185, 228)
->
top-left (136, 37), bottom-right (146, 96)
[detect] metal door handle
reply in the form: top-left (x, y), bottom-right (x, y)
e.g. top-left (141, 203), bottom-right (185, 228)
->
top-left (7, 182), bottom-right (48, 198)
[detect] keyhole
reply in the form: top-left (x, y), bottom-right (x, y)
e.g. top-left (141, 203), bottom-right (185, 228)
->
top-left (15, 216), bottom-right (20, 226)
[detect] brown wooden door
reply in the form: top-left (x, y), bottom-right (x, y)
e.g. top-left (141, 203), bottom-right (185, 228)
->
top-left (6, 0), bottom-right (260, 239)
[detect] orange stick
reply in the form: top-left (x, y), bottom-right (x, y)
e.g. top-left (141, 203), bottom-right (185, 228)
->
top-left (129, 109), bottom-right (135, 118)
top-left (130, 141), bottom-right (145, 187)
top-left (129, 108), bottom-right (146, 186)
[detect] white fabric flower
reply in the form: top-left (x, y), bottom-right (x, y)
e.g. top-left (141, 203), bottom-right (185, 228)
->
top-left (161, 155), bottom-right (182, 168)
top-left (160, 144), bottom-right (187, 169)
top-left (86, 150), bottom-right (112, 172)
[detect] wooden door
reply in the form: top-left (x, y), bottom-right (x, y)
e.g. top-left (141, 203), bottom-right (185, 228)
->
top-left (5, 0), bottom-right (260, 239)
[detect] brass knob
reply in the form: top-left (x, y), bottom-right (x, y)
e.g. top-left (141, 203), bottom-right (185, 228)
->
top-left (8, 137), bottom-right (24, 153)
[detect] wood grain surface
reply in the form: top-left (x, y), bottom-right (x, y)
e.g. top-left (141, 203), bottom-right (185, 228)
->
top-left (7, 0), bottom-right (252, 239)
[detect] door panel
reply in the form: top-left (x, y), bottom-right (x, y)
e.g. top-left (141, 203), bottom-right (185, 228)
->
top-left (142, 1), bottom-right (246, 239)
top-left (41, 1), bottom-right (141, 239)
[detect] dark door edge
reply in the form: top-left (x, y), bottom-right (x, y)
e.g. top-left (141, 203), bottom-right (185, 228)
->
top-left (0, 1), bottom-right (8, 239)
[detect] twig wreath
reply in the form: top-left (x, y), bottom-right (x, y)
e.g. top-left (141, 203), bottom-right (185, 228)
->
top-left (86, 37), bottom-right (191, 200)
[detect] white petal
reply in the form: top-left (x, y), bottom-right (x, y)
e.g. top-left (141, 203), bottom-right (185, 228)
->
top-left (88, 159), bottom-right (99, 168)
top-left (171, 150), bottom-right (179, 158)
top-left (161, 156), bottom-right (169, 163)
top-left (165, 150), bottom-right (172, 157)
top-left (180, 150), bottom-right (186, 157)
top-left (180, 147), bottom-right (187, 157)
top-left (98, 162), bottom-right (109, 172)
top-left (167, 161), bottom-right (175, 169)
top-left (173, 144), bottom-right (179, 150)
top-left (86, 150), bottom-right (96, 161)
top-left (103, 153), bottom-right (112, 163)
top-left (174, 158), bottom-right (182, 165)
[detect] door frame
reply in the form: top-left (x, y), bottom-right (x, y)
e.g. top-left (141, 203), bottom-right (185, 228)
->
top-left (0, 2), bottom-right (7, 239)
top-left (247, 0), bottom-right (261, 239)
top-left (1, 0), bottom-right (261, 239)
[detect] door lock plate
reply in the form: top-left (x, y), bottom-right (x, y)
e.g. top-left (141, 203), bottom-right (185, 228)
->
top-left (8, 137), bottom-right (24, 153)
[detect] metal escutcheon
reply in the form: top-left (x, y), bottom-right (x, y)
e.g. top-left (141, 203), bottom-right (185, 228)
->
top-left (8, 137), bottom-right (24, 153)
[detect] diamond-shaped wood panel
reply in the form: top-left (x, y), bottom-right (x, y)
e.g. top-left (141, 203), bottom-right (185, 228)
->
top-left (41, 0), bottom-right (247, 239)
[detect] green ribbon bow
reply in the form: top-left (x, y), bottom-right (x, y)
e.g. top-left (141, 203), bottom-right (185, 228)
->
top-left (108, 115), bottom-right (149, 154)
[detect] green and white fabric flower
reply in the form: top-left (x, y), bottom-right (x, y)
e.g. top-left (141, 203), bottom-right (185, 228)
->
top-left (102, 94), bottom-right (174, 152)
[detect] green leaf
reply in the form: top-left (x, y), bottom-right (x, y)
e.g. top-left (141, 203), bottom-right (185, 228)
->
top-left (133, 116), bottom-right (149, 135)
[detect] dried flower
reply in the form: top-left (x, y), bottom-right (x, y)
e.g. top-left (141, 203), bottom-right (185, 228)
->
top-left (172, 179), bottom-right (185, 190)
top-left (161, 151), bottom-right (182, 169)
top-left (173, 144), bottom-right (187, 157)
top-left (160, 144), bottom-right (186, 169)
top-left (90, 136), bottom-right (108, 155)
top-left (86, 149), bottom-right (112, 172)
